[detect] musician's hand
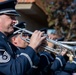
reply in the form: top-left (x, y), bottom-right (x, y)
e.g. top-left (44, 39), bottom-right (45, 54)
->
top-left (60, 49), bottom-right (67, 56)
top-left (29, 30), bottom-right (46, 52)
top-left (47, 34), bottom-right (59, 48)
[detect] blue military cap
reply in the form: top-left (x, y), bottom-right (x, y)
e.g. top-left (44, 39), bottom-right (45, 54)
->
top-left (0, 0), bottom-right (20, 16)
top-left (40, 28), bottom-right (48, 34)
top-left (8, 22), bottom-right (31, 38)
top-left (6, 0), bottom-right (17, 3)
top-left (13, 22), bottom-right (26, 34)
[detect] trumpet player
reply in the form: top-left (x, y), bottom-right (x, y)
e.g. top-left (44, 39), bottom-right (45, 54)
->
top-left (51, 48), bottom-right (76, 75)
top-left (42, 28), bottom-right (76, 75)
top-left (0, 0), bottom-right (46, 74)
top-left (8, 22), bottom-right (47, 75)
top-left (9, 22), bottom-right (55, 75)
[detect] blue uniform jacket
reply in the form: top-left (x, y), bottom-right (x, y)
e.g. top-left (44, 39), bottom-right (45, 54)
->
top-left (38, 51), bottom-right (55, 75)
top-left (51, 55), bottom-right (69, 75)
top-left (0, 32), bottom-right (39, 75)
top-left (64, 58), bottom-right (76, 73)
top-left (24, 51), bottom-right (55, 75)
top-left (51, 55), bottom-right (76, 75)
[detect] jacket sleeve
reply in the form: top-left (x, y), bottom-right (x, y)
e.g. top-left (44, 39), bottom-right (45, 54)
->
top-left (51, 55), bottom-right (67, 71)
top-left (0, 44), bottom-right (39, 75)
top-left (20, 46), bottom-right (40, 67)
top-left (64, 58), bottom-right (76, 72)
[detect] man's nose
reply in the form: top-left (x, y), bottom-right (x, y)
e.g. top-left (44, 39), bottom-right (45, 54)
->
top-left (13, 20), bottom-right (19, 25)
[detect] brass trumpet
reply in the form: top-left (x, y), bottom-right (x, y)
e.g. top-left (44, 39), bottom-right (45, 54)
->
top-left (14, 25), bottom-right (76, 57)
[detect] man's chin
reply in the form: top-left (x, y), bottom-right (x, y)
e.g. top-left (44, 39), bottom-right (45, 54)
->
top-left (8, 29), bottom-right (14, 34)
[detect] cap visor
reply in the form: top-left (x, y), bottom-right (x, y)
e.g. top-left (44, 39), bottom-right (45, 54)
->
top-left (4, 11), bottom-right (20, 16)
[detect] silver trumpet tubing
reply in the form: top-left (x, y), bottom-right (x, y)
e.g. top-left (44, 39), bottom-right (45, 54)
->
top-left (20, 36), bottom-right (75, 59)
top-left (14, 25), bottom-right (76, 56)
top-left (46, 38), bottom-right (75, 51)
top-left (19, 32), bottom-right (61, 55)
top-left (58, 41), bottom-right (76, 45)
top-left (20, 36), bottom-right (61, 55)
top-left (41, 45), bottom-right (61, 55)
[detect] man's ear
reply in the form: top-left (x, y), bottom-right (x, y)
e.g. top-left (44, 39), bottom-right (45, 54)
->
top-left (11, 36), bottom-right (17, 45)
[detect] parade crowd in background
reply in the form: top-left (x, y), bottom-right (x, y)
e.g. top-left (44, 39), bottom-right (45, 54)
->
top-left (48, 0), bottom-right (76, 41)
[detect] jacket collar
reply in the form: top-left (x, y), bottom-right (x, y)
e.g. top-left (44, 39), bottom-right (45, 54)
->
top-left (0, 32), bottom-right (8, 41)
